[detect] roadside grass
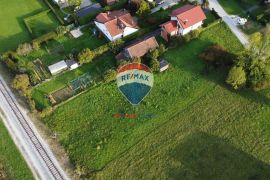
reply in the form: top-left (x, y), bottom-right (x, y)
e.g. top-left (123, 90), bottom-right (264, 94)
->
top-left (43, 22), bottom-right (246, 174)
top-left (218, 0), bottom-right (258, 15)
top-left (218, 0), bottom-right (245, 15)
top-left (0, 0), bottom-right (48, 52)
top-left (0, 120), bottom-right (33, 179)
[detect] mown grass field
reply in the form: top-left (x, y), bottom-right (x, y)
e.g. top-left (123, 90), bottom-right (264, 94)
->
top-left (24, 10), bottom-right (59, 37)
top-left (218, 0), bottom-right (258, 15)
top-left (0, 0), bottom-right (49, 53)
top-left (0, 120), bottom-right (33, 179)
top-left (41, 22), bottom-right (270, 179)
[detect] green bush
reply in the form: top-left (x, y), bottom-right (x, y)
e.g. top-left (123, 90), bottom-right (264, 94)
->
top-left (103, 69), bottom-right (117, 83)
top-left (16, 43), bottom-right (33, 56)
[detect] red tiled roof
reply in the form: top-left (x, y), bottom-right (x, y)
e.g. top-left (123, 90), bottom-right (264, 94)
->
top-left (171, 5), bottom-right (206, 29)
top-left (160, 21), bottom-right (177, 33)
top-left (95, 10), bottom-right (138, 37)
top-left (126, 37), bottom-right (159, 58)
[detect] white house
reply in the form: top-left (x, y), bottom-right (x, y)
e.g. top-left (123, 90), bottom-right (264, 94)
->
top-left (160, 5), bottom-right (206, 41)
top-left (94, 10), bottom-right (139, 41)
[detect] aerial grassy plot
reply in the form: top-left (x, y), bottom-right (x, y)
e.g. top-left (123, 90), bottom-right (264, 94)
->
top-left (0, 120), bottom-right (33, 179)
top-left (42, 22), bottom-right (270, 179)
top-left (218, 0), bottom-right (258, 15)
top-left (0, 0), bottom-right (56, 53)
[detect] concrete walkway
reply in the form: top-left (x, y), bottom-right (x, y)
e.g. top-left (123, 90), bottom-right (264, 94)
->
top-left (208, 0), bottom-right (249, 46)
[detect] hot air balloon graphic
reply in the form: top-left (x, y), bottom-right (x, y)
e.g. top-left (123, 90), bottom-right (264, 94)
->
top-left (117, 63), bottom-right (154, 105)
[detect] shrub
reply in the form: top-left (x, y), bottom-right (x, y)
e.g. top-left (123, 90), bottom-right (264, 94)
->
top-left (11, 74), bottom-right (30, 96)
top-left (226, 66), bottom-right (246, 89)
top-left (132, 57), bottom-right (141, 63)
top-left (78, 48), bottom-right (95, 64)
top-left (199, 44), bottom-right (235, 67)
top-left (158, 44), bottom-right (167, 55)
top-left (16, 43), bottom-right (33, 56)
top-left (56, 25), bottom-right (70, 36)
top-left (136, 0), bottom-right (151, 17)
top-left (104, 69), bottom-right (117, 83)
top-left (32, 41), bottom-right (40, 50)
top-left (150, 58), bottom-right (160, 72)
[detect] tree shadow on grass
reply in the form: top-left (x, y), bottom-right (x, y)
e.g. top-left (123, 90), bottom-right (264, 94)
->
top-left (168, 132), bottom-right (270, 180)
top-left (166, 38), bottom-right (270, 106)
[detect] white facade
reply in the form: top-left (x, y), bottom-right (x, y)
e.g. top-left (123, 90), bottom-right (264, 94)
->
top-left (178, 21), bottom-right (203, 35)
top-left (94, 21), bottom-right (138, 41)
top-left (48, 60), bottom-right (68, 75)
top-left (123, 27), bottom-right (139, 37)
top-left (69, 63), bottom-right (79, 70)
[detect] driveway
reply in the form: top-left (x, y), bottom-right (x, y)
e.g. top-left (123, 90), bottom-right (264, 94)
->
top-left (208, 0), bottom-right (249, 46)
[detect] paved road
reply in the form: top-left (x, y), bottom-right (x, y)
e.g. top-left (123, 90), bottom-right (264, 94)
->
top-left (0, 76), bottom-right (69, 180)
top-left (151, 0), bottom-right (181, 13)
top-left (208, 0), bottom-right (249, 46)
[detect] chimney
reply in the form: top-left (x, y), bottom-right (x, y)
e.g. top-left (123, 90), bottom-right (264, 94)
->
top-left (184, 19), bottom-right (188, 24)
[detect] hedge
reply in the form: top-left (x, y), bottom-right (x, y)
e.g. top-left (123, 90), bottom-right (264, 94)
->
top-left (42, 0), bottom-right (65, 24)
top-left (23, 10), bottom-right (52, 34)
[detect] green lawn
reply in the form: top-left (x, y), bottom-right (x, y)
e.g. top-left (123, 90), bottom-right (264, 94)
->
top-left (218, 0), bottom-right (259, 15)
top-left (42, 23), bottom-right (270, 179)
top-left (24, 10), bottom-right (59, 37)
top-left (0, 120), bottom-right (33, 179)
top-left (0, 0), bottom-right (48, 53)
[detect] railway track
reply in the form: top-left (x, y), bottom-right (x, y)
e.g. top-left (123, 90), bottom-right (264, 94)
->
top-left (0, 79), bottom-right (65, 180)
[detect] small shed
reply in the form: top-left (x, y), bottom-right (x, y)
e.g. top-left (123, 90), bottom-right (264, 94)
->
top-left (66, 60), bottom-right (79, 70)
top-left (159, 59), bottom-right (169, 72)
top-left (48, 60), bottom-right (68, 75)
top-left (70, 28), bottom-right (83, 38)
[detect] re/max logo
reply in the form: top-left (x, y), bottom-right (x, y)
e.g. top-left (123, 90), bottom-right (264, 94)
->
top-left (121, 73), bottom-right (149, 81)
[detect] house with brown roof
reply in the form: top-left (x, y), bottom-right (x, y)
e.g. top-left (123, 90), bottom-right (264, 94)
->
top-left (116, 36), bottom-right (159, 60)
top-left (160, 5), bottom-right (206, 41)
top-left (94, 9), bottom-right (139, 41)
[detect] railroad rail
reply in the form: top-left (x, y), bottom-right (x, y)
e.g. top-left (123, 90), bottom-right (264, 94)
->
top-left (0, 80), bottom-right (65, 180)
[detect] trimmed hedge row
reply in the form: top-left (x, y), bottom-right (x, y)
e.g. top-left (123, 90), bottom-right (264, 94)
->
top-left (23, 9), bottom-right (52, 34)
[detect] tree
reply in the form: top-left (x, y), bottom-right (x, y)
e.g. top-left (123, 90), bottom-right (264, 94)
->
top-left (56, 26), bottom-right (69, 36)
top-left (136, 0), bottom-right (150, 17)
top-left (150, 58), bottom-right (160, 72)
top-left (12, 74), bottom-right (30, 96)
top-left (16, 43), bottom-right (33, 56)
top-left (249, 28), bottom-right (270, 60)
top-left (104, 69), bottom-right (117, 83)
top-left (158, 44), bottom-right (167, 55)
top-left (132, 57), bottom-right (141, 63)
top-left (226, 66), bottom-right (246, 89)
top-left (77, 48), bottom-right (95, 64)
top-left (149, 48), bottom-right (159, 60)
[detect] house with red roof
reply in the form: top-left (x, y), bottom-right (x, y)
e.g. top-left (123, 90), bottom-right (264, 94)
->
top-left (160, 5), bottom-right (206, 41)
top-left (94, 9), bottom-right (139, 41)
top-left (116, 36), bottom-right (159, 60)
